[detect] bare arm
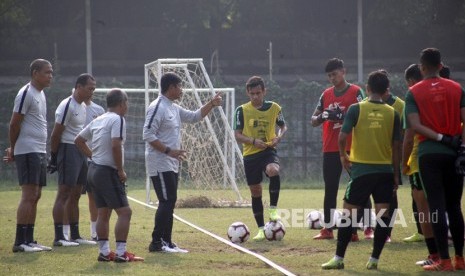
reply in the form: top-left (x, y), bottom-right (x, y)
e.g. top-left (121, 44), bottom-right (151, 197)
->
top-left (269, 124), bottom-right (288, 147)
top-left (4, 112), bottom-right (24, 162)
top-left (74, 135), bottom-right (92, 159)
top-left (112, 138), bottom-right (127, 183)
top-left (148, 139), bottom-right (187, 161)
top-left (402, 128), bottom-right (414, 174)
top-left (200, 92), bottom-right (222, 118)
top-left (338, 131), bottom-right (351, 172)
top-left (310, 108), bottom-right (324, 127)
top-left (408, 113), bottom-right (441, 141)
top-left (392, 140), bottom-right (401, 190)
top-left (50, 123), bottom-right (66, 154)
top-left (234, 129), bottom-right (268, 149)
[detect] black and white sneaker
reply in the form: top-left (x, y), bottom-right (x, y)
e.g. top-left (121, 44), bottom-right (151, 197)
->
top-left (71, 238), bottom-right (97, 245)
top-left (12, 243), bottom-right (43, 253)
top-left (148, 241), bottom-right (177, 253)
top-left (53, 239), bottom-right (80, 247)
top-left (28, 241), bottom-right (52, 251)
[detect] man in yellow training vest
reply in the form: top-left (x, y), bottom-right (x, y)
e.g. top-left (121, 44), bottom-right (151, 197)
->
top-left (233, 76), bottom-right (287, 241)
top-left (322, 70), bottom-right (401, 270)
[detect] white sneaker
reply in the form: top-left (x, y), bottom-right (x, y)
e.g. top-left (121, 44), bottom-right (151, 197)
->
top-left (53, 239), bottom-right (80, 247)
top-left (28, 241), bottom-right (52, 251)
top-left (169, 242), bottom-right (189, 253)
top-left (72, 238), bottom-right (97, 245)
top-left (12, 243), bottom-right (43, 253)
top-left (161, 244), bottom-right (178, 253)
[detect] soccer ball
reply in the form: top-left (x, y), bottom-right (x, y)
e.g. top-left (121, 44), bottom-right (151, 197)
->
top-left (227, 222), bottom-right (250, 243)
top-left (307, 210), bottom-right (323, 229)
top-left (264, 221), bottom-right (286, 241)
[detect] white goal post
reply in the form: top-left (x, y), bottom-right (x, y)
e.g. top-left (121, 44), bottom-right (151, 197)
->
top-left (94, 58), bottom-right (248, 207)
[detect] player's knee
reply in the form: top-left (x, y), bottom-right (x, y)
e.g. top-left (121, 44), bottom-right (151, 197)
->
top-left (266, 166), bottom-right (280, 177)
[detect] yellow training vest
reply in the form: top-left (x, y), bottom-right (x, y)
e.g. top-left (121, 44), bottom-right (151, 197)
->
top-left (350, 101), bottom-right (395, 164)
top-left (241, 102), bottom-right (281, 156)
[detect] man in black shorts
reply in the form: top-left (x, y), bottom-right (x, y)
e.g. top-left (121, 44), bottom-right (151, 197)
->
top-left (49, 74), bottom-right (97, 246)
top-left (4, 59), bottom-right (53, 253)
top-left (234, 76), bottom-right (287, 241)
top-left (144, 72), bottom-right (222, 253)
top-left (322, 70), bottom-right (401, 270)
top-left (75, 89), bottom-right (143, 262)
top-left (405, 48), bottom-right (464, 271)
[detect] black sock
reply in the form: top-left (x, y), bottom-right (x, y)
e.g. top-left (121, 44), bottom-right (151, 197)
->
top-left (252, 197), bottom-right (264, 228)
top-left (371, 216), bottom-right (391, 259)
top-left (70, 222), bottom-right (81, 240)
top-left (335, 217), bottom-right (353, 258)
top-left (26, 224), bottom-right (34, 243)
top-left (387, 195), bottom-right (398, 236)
top-left (269, 176), bottom-right (280, 207)
top-left (15, 224), bottom-right (27, 245)
top-left (425, 237), bottom-right (438, 255)
top-left (54, 223), bottom-right (65, 241)
top-left (412, 196), bottom-right (423, 235)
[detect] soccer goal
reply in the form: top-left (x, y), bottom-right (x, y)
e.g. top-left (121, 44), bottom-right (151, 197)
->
top-left (94, 58), bottom-right (248, 207)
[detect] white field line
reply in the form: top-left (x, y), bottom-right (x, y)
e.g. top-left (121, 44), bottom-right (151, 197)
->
top-left (127, 196), bottom-right (296, 276)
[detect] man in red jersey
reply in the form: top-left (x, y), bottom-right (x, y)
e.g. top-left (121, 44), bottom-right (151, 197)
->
top-left (405, 48), bottom-right (465, 271)
top-left (311, 58), bottom-right (370, 240)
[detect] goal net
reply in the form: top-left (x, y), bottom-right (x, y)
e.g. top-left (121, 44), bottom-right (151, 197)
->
top-left (94, 58), bottom-right (248, 207)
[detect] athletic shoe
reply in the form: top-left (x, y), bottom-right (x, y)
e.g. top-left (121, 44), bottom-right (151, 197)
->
top-left (313, 228), bottom-right (334, 240)
top-left (385, 236), bottom-right (391, 243)
top-left (423, 258), bottom-right (454, 271)
top-left (53, 239), bottom-right (80, 247)
top-left (455, 255), bottom-right (465, 270)
top-left (351, 233), bottom-right (359, 242)
top-left (168, 242), bottom-right (189, 253)
top-left (416, 254), bottom-right (439, 266)
top-left (321, 258), bottom-right (344, 270)
top-left (12, 243), bottom-right (43, 253)
top-left (252, 229), bottom-right (266, 241)
top-left (97, 251), bottom-right (116, 262)
top-left (148, 241), bottom-right (178, 253)
top-left (269, 209), bottom-right (280, 221)
top-left (71, 238), bottom-right (97, 245)
top-left (403, 232), bottom-right (423, 242)
top-left (28, 241), bottom-right (52, 251)
top-left (114, 251), bottom-right (144, 262)
top-left (366, 260), bottom-right (378, 270)
top-left (364, 227), bottom-right (374, 240)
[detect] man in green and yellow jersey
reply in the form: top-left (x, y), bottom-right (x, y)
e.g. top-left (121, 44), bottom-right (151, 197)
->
top-left (322, 70), bottom-right (401, 270)
top-left (234, 76), bottom-right (287, 241)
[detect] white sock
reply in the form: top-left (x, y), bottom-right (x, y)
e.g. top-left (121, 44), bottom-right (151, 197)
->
top-left (115, 241), bottom-right (127, 256)
top-left (98, 240), bottom-right (110, 255)
top-left (334, 255), bottom-right (344, 261)
top-left (90, 221), bottom-right (97, 239)
top-left (63, 224), bottom-right (70, 240)
top-left (369, 257), bottom-right (378, 263)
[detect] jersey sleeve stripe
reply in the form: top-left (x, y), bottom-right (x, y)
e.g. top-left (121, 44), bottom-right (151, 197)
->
top-left (60, 97), bottom-right (73, 125)
top-left (119, 116), bottom-right (124, 139)
top-left (146, 100), bottom-right (162, 129)
top-left (17, 85), bottom-right (29, 113)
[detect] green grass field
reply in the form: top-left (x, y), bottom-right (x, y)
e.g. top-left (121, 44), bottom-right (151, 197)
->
top-left (0, 184), bottom-right (463, 275)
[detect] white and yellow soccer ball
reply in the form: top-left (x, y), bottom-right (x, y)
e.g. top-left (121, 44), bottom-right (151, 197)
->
top-left (264, 220), bottom-right (286, 241)
top-left (307, 210), bottom-right (323, 229)
top-left (227, 222), bottom-right (250, 243)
